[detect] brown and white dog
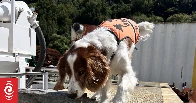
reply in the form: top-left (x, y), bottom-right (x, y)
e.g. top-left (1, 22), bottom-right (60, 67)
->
top-left (54, 18), bottom-right (154, 103)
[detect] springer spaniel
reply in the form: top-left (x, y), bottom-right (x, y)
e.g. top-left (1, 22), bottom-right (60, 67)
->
top-left (54, 18), bottom-right (154, 103)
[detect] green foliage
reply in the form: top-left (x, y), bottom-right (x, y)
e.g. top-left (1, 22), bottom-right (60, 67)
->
top-left (166, 13), bottom-right (191, 23)
top-left (35, 0), bottom-right (58, 46)
top-left (48, 34), bottom-right (71, 54)
top-left (111, 3), bottom-right (132, 18)
top-left (25, 0), bottom-right (196, 53)
top-left (131, 14), bottom-right (149, 23)
top-left (148, 15), bottom-right (164, 23)
top-left (191, 12), bottom-right (196, 22)
top-left (56, 4), bottom-right (74, 36)
top-left (28, 3), bottom-right (37, 9)
top-left (131, 14), bottom-right (164, 23)
top-left (131, 0), bottom-right (154, 15)
top-left (75, 0), bottom-right (112, 25)
top-left (30, 0), bottom-right (73, 51)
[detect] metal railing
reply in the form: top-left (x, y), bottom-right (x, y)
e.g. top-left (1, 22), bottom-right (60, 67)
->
top-left (0, 67), bottom-right (119, 90)
top-left (0, 71), bottom-right (53, 90)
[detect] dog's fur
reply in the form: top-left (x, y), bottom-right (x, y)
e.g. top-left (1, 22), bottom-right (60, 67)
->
top-left (54, 21), bottom-right (154, 103)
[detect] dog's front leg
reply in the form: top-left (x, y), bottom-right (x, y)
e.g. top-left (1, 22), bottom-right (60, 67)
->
top-left (90, 79), bottom-right (111, 102)
top-left (99, 79), bottom-right (111, 103)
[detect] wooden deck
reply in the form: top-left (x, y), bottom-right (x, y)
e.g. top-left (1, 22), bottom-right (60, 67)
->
top-left (160, 83), bottom-right (183, 103)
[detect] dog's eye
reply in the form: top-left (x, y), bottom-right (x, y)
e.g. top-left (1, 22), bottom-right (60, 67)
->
top-left (78, 71), bottom-right (84, 75)
top-left (79, 71), bottom-right (83, 74)
top-left (78, 68), bottom-right (85, 75)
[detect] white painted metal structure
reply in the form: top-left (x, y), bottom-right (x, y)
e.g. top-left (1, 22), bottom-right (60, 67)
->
top-left (132, 23), bottom-right (196, 90)
top-left (0, 0), bottom-right (36, 88)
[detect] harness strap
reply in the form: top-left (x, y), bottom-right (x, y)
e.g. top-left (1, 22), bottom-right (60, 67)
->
top-left (107, 30), bottom-right (120, 44)
top-left (107, 30), bottom-right (138, 60)
top-left (126, 20), bottom-right (137, 44)
top-left (107, 30), bottom-right (138, 50)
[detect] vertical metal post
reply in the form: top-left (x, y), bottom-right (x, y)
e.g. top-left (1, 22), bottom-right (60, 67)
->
top-left (18, 76), bottom-right (20, 89)
top-left (29, 68), bottom-right (33, 88)
top-left (11, 0), bottom-right (15, 24)
top-left (18, 58), bottom-right (27, 89)
top-left (43, 72), bottom-right (48, 90)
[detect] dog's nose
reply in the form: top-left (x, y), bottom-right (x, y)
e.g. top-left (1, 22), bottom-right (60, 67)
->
top-left (67, 90), bottom-right (78, 99)
top-left (67, 93), bottom-right (77, 99)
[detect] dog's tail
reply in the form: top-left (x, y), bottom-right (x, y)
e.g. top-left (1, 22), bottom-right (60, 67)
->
top-left (138, 21), bottom-right (155, 41)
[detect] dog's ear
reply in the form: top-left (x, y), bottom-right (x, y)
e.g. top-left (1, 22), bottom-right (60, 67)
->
top-left (72, 22), bottom-right (81, 32)
top-left (84, 45), bottom-right (110, 92)
top-left (72, 22), bottom-right (84, 34)
top-left (54, 51), bottom-right (71, 90)
top-left (54, 56), bottom-right (67, 90)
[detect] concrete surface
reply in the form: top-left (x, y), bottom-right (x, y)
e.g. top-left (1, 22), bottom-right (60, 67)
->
top-left (19, 89), bottom-right (97, 103)
top-left (18, 82), bottom-right (183, 103)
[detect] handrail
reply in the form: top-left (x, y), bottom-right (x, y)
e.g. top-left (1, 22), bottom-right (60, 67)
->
top-left (0, 71), bottom-right (58, 76)
top-left (0, 72), bottom-right (53, 90)
top-left (0, 72), bottom-right (42, 76)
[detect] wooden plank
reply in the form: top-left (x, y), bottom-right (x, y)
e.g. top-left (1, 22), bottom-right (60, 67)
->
top-left (192, 49), bottom-right (196, 88)
top-left (161, 83), bottom-right (183, 103)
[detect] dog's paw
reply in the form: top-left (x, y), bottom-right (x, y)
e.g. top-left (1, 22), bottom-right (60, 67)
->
top-left (112, 97), bottom-right (125, 103)
top-left (91, 93), bottom-right (100, 101)
top-left (101, 99), bottom-right (111, 103)
top-left (112, 97), bottom-right (121, 103)
top-left (53, 84), bottom-right (65, 90)
top-left (112, 94), bottom-right (129, 103)
top-left (90, 96), bottom-right (97, 101)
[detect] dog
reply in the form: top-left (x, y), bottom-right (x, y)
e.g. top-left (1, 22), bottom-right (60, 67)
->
top-left (71, 23), bottom-right (97, 45)
top-left (54, 18), bottom-right (154, 103)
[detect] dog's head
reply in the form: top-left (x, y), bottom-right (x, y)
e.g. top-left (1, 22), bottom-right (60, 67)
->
top-left (71, 23), bottom-right (85, 42)
top-left (59, 44), bottom-right (110, 98)
top-left (71, 23), bottom-right (98, 43)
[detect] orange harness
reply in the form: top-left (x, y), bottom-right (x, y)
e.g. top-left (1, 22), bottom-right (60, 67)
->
top-left (99, 18), bottom-right (140, 44)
